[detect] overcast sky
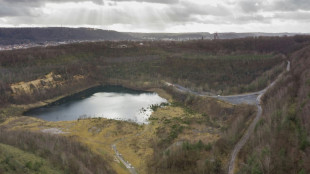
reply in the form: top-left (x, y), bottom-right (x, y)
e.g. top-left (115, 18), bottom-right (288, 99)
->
top-left (0, 0), bottom-right (309, 33)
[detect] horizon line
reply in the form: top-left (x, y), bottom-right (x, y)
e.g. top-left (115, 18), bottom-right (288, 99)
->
top-left (0, 26), bottom-right (309, 34)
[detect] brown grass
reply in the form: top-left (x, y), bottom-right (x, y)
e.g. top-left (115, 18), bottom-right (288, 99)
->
top-left (0, 120), bottom-right (116, 174)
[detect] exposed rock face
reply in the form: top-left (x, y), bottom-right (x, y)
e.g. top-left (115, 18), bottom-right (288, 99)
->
top-left (10, 72), bottom-right (86, 97)
top-left (10, 72), bottom-right (63, 96)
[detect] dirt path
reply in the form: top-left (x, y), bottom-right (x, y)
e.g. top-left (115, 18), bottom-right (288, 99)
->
top-left (166, 81), bottom-right (262, 105)
top-left (166, 61), bottom-right (290, 174)
top-left (112, 144), bottom-right (137, 174)
top-left (227, 61), bottom-right (289, 174)
top-left (111, 125), bottom-right (151, 174)
top-left (227, 93), bottom-right (263, 174)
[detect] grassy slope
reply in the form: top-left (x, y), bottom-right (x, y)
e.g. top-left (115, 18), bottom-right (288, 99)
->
top-left (0, 143), bottom-right (63, 174)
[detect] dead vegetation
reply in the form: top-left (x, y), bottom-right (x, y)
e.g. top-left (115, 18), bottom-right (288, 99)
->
top-left (0, 124), bottom-right (116, 174)
top-left (237, 46), bottom-right (310, 174)
top-left (146, 87), bottom-right (256, 174)
top-left (1, 37), bottom-right (310, 174)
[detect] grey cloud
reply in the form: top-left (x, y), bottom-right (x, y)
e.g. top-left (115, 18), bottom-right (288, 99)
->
top-left (1, 0), bottom-right (310, 32)
top-left (111, 0), bottom-right (179, 4)
top-left (235, 14), bottom-right (271, 24)
top-left (160, 1), bottom-right (231, 25)
top-left (0, 1), bottom-right (43, 17)
top-left (0, 0), bottom-right (178, 17)
top-left (0, 6), bottom-right (25, 17)
top-left (2, 0), bottom-right (104, 4)
top-left (0, 0), bottom-right (104, 17)
top-left (273, 11), bottom-right (310, 21)
top-left (271, 0), bottom-right (310, 11)
top-left (238, 0), bottom-right (310, 14)
top-left (182, 2), bottom-right (231, 17)
top-left (1, 0), bottom-right (178, 6)
top-left (239, 0), bottom-right (262, 13)
top-left (238, 0), bottom-right (310, 12)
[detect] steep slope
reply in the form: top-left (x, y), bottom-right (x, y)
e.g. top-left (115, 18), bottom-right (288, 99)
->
top-left (0, 143), bottom-right (63, 174)
top-left (237, 46), bottom-right (310, 174)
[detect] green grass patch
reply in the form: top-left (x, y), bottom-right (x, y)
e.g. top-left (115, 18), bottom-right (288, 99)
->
top-left (0, 143), bottom-right (63, 174)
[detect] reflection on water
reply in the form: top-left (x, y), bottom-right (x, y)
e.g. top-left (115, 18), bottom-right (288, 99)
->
top-left (24, 86), bottom-right (167, 124)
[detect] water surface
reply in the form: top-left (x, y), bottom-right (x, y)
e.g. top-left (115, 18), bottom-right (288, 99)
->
top-left (24, 86), bottom-right (167, 124)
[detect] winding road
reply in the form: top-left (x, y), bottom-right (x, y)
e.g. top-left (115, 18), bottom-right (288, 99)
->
top-left (166, 61), bottom-right (290, 174)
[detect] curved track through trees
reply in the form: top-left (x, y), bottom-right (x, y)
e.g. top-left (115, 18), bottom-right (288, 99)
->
top-left (166, 61), bottom-right (290, 174)
top-left (228, 60), bottom-right (290, 174)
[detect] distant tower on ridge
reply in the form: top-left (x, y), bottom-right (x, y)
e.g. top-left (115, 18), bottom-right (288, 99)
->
top-left (214, 32), bottom-right (220, 40)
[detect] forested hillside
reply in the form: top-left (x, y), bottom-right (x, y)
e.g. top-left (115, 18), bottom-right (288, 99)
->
top-left (0, 28), bottom-right (133, 45)
top-left (2, 36), bottom-right (309, 106)
top-left (238, 45), bottom-right (310, 174)
top-left (0, 36), bottom-right (310, 174)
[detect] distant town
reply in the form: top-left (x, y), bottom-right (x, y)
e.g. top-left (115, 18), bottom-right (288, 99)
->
top-left (0, 37), bottom-right (208, 52)
top-left (0, 40), bottom-right (102, 51)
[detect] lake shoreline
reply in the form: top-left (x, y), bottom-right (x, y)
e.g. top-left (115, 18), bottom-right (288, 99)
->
top-left (22, 84), bottom-right (168, 123)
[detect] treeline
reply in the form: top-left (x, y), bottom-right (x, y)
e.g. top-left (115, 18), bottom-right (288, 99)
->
top-left (238, 45), bottom-right (310, 174)
top-left (172, 35), bottom-right (310, 55)
top-left (0, 27), bottom-right (133, 45)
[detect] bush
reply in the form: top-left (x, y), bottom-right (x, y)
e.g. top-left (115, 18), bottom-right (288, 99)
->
top-left (182, 140), bottom-right (212, 152)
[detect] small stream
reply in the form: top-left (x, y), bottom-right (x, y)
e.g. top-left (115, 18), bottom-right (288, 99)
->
top-left (24, 85), bottom-right (167, 124)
